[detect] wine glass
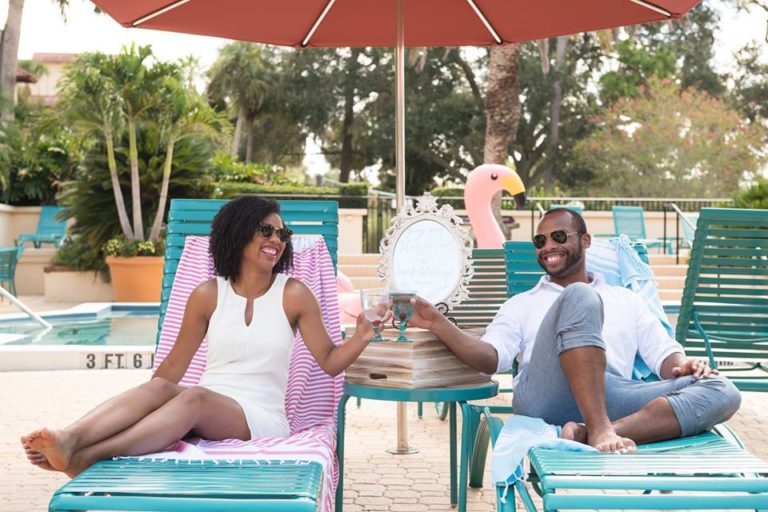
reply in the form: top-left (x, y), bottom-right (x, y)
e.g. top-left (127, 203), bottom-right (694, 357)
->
top-left (360, 288), bottom-right (390, 342)
top-left (390, 291), bottom-right (416, 342)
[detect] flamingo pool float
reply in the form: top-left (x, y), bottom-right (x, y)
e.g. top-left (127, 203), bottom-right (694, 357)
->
top-left (464, 164), bottom-right (527, 249)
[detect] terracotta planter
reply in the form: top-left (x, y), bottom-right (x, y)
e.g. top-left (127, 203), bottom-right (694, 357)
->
top-left (105, 256), bottom-right (164, 302)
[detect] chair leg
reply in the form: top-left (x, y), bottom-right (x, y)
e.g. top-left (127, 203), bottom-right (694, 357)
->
top-left (469, 415), bottom-right (491, 488)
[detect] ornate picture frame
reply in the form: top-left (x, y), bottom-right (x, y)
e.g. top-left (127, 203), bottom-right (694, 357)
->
top-left (377, 194), bottom-right (474, 308)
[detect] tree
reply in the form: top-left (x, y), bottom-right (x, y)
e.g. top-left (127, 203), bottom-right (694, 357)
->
top-left (0, 0), bottom-right (24, 121)
top-left (58, 45), bottom-right (224, 242)
top-left (573, 77), bottom-right (765, 197)
top-left (207, 43), bottom-right (270, 163)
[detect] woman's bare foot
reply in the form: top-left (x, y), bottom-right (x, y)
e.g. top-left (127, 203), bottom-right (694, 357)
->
top-left (588, 427), bottom-right (637, 453)
top-left (21, 436), bottom-right (54, 471)
top-left (560, 422), bottom-right (588, 444)
top-left (64, 451), bottom-right (90, 478)
top-left (25, 428), bottom-right (75, 471)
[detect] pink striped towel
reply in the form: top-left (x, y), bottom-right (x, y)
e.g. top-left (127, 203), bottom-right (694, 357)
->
top-left (144, 235), bottom-right (343, 512)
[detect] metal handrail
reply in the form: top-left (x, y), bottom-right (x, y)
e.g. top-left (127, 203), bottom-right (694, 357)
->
top-left (664, 202), bottom-right (699, 265)
top-left (666, 202), bottom-right (697, 231)
top-left (0, 286), bottom-right (52, 329)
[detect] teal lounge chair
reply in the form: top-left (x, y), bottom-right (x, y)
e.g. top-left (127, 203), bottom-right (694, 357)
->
top-left (0, 246), bottom-right (24, 295)
top-left (676, 207), bottom-right (768, 392)
top-left (612, 205), bottom-right (673, 254)
top-left (49, 198), bottom-right (340, 512)
top-left (470, 239), bottom-right (768, 510)
top-left (16, 205), bottom-right (67, 248)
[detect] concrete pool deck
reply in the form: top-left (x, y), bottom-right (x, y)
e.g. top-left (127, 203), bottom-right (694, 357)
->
top-left (2, 369), bottom-right (768, 512)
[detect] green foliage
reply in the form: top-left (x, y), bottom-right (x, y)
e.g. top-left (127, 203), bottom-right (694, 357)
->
top-left (732, 179), bottom-right (768, 209)
top-left (731, 44), bottom-right (768, 123)
top-left (337, 182), bottom-right (368, 197)
top-left (511, 35), bottom-right (603, 191)
top-left (209, 151), bottom-right (293, 184)
top-left (573, 77), bottom-right (765, 197)
top-left (103, 236), bottom-right (165, 257)
top-left (53, 236), bottom-right (108, 274)
top-left (0, 96), bottom-right (81, 205)
top-left (58, 124), bottom-right (213, 266)
top-left (599, 40), bottom-right (676, 104)
top-left (212, 181), bottom-right (367, 208)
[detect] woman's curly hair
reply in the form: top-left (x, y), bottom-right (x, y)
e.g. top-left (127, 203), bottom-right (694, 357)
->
top-left (209, 196), bottom-right (293, 281)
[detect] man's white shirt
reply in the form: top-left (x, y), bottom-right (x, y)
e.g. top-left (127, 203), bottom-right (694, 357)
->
top-left (481, 272), bottom-right (683, 383)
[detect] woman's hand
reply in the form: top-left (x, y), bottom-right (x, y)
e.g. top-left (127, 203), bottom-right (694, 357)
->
top-left (354, 312), bottom-right (375, 343)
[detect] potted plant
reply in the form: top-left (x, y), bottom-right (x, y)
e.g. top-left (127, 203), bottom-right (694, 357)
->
top-left (103, 236), bottom-right (165, 302)
top-left (55, 45), bottom-right (228, 301)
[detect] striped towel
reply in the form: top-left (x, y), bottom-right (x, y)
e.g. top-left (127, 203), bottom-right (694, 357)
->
top-left (145, 234), bottom-right (342, 512)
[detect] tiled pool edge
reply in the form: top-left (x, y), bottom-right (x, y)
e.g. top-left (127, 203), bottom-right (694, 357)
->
top-left (0, 303), bottom-right (159, 371)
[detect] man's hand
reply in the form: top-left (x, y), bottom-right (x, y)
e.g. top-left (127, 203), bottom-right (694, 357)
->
top-left (672, 358), bottom-right (719, 379)
top-left (407, 296), bottom-right (442, 331)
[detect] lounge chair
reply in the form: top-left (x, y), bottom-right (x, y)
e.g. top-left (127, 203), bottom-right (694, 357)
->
top-left (49, 198), bottom-right (342, 512)
top-left (676, 207), bottom-right (768, 392)
top-left (0, 246), bottom-right (24, 296)
top-left (16, 205), bottom-right (67, 248)
top-left (471, 237), bottom-right (768, 511)
top-left (612, 205), bottom-right (673, 254)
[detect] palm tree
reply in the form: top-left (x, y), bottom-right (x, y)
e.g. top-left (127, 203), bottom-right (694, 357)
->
top-left (207, 42), bottom-right (270, 163)
top-left (148, 79), bottom-right (230, 240)
top-left (58, 52), bottom-right (134, 239)
top-left (58, 45), bottom-right (224, 244)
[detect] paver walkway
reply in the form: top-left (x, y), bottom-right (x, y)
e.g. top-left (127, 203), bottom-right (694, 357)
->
top-left (2, 369), bottom-right (768, 511)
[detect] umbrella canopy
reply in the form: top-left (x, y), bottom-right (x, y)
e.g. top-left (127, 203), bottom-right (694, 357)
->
top-left (92, 0), bottom-right (702, 207)
top-left (93, 0), bottom-right (700, 48)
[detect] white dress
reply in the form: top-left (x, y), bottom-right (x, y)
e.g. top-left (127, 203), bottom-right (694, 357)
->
top-left (198, 273), bottom-right (294, 438)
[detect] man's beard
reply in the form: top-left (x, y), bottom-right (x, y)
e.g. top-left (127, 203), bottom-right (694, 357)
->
top-left (537, 240), bottom-right (584, 279)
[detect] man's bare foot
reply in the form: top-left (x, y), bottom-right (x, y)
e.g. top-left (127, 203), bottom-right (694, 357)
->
top-left (588, 428), bottom-right (637, 453)
top-left (26, 428), bottom-right (75, 471)
top-left (560, 422), bottom-right (588, 444)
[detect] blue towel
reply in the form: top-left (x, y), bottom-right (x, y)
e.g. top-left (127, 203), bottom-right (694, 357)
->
top-left (491, 415), bottom-right (597, 502)
top-left (587, 235), bottom-right (674, 380)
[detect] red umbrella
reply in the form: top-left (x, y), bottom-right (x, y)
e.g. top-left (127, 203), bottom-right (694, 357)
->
top-left (93, 0), bottom-right (701, 207)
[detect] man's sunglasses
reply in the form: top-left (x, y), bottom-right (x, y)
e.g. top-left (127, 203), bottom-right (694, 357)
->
top-left (257, 223), bottom-right (293, 243)
top-left (532, 230), bottom-right (583, 249)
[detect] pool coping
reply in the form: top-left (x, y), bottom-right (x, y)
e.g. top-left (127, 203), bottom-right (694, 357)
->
top-left (0, 303), bottom-right (159, 372)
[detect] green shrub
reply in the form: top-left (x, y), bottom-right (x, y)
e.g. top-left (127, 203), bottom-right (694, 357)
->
top-left (209, 152), bottom-right (294, 185)
top-left (103, 236), bottom-right (166, 258)
top-left (213, 181), bottom-right (368, 208)
top-left (53, 237), bottom-right (108, 276)
top-left (732, 179), bottom-right (768, 210)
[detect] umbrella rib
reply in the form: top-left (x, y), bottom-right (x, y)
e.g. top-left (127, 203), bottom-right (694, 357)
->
top-left (301, 0), bottom-right (337, 47)
top-left (465, 0), bottom-right (502, 44)
top-left (628, 0), bottom-right (672, 17)
top-left (132, 0), bottom-right (191, 26)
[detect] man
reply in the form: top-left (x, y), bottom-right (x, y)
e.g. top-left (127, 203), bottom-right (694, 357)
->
top-left (409, 208), bottom-right (741, 452)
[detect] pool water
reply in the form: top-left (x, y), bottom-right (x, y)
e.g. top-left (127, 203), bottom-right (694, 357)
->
top-left (0, 307), bottom-right (159, 346)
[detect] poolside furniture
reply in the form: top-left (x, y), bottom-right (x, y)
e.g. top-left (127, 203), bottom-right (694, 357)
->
top-left (49, 198), bottom-right (341, 512)
top-left (468, 238), bottom-right (768, 511)
top-left (680, 212), bottom-right (699, 249)
top-left (677, 207), bottom-right (768, 392)
top-left (0, 246), bottom-right (25, 296)
top-left (15, 205), bottom-right (67, 248)
top-left (612, 205), bottom-right (673, 254)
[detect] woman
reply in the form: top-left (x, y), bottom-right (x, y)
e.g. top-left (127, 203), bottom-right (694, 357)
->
top-left (21, 196), bottom-right (375, 477)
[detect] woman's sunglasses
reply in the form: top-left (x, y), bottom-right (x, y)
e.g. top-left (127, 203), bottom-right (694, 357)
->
top-left (257, 223), bottom-right (293, 243)
top-left (532, 230), bottom-right (583, 249)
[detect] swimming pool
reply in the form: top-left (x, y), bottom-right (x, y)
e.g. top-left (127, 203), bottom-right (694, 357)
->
top-left (0, 304), bottom-right (159, 371)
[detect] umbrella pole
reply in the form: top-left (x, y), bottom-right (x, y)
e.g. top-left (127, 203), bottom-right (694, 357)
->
top-left (387, 0), bottom-right (418, 457)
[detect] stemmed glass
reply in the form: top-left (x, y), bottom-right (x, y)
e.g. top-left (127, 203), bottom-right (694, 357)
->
top-left (360, 288), bottom-right (390, 342)
top-left (390, 291), bottom-right (416, 342)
